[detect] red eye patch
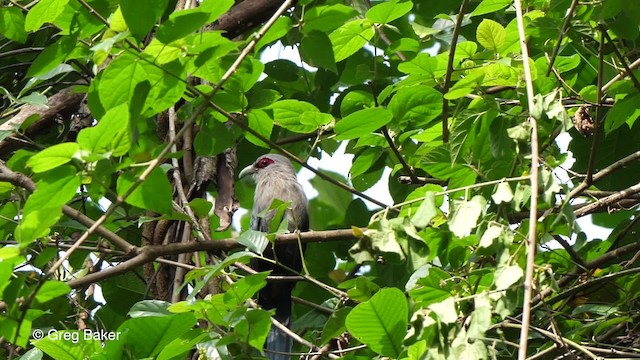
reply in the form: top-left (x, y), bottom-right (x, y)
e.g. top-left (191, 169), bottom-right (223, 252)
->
top-left (256, 157), bottom-right (275, 169)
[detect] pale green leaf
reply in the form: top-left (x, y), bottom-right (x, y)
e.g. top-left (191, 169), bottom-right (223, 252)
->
top-left (494, 265), bottom-right (523, 289)
top-left (411, 192), bottom-right (438, 228)
top-left (448, 196), bottom-right (486, 238)
top-left (491, 181), bottom-right (513, 204)
top-left (27, 143), bottom-right (79, 173)
top-left (476, 19), bottom-right (505, 51)
top-left (429, 297), bottom-right (457, 324)
top-left (25, 0), bottom-right (69, 32)
top-left (471, 0), bottom-right (512, 16)
top-left (329, 19), bottom-right (375, 62)
top-left (366, 0), bottom-right (413, 24)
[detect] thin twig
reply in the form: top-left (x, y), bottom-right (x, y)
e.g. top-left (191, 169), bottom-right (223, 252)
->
top-left (545, 0), bottom-right (579, 76)
top-left (599, 24), bottom-right (640, 90)
top-left (551, 235), bottom-right (588, 270)
top-left (441, 0), bottom-right (470, 143)
top-left (602, 57), bottom-right (640, 92)
top-left (583, 27), bottom-right (606, 185)
top-left (568, 150), bottom-right (640, 199)
top-left (382, 126), bottom-right (419, 183)
top-left (501, 322), bottom-right (599, 359)
top-left (513, 0), bottom-right (540, 357)
top-left (574, 181), bottom-right (640, 217)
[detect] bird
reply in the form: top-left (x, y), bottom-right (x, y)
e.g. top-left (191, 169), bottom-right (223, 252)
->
top-left (239, 153), bottom-right (309, 360)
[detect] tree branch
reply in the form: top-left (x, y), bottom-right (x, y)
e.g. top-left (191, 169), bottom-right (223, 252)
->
top-left (66, 229), bottom-right (360, 288)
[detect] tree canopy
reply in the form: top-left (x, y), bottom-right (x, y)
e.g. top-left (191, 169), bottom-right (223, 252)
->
top-left (1, 0), bottom-right (640, 359)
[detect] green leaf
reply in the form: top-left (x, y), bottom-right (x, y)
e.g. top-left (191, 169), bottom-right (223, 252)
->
top-left (467, 293), bottom-right (492, 339)
top-left (334, 107), bottom-right (392, 140)
top-left (350, 147), bottom-right (382, 177)
top-left (128, 300), bottom-right (173, 318)
top-left (429, 296), bottom-right (457, 324)
top-left (35, 281), bottom-right (71, 303)
top-left (302, 4), bottom-right (358, 33)
top-left (198, 0), bottom-right (234, 22)
top-left (345, 288), bottom-right (407, 357)
top-left (479, 225), bottom-right (502, 248)
top-left (120, 0), bottom-right (169, 41)
top-left (33, 330), bottom-right (102, 359)
top-left (476, 19), bottom-right (505, 51)
top-left (116, 168), bottom-right (173, 214)
top-left (188, 198), bottom-right (212, 219)
top-left (554, 54), bottom-right (581, 73)
top-left (25, 166), bottom-right (80, 210)
top-left (321, 307), bottom-right (351, 343)
top-left (95, 53), bottom-right (185, 117)
top-left (245, 110), bottom-right (274, 148)
top-left (27, 35), bottom-right (75, 78)
top-left (366, 0), bottom-right (413, 24)
top-left (494, 265), bottom-right (523, 289)
top-left (235, 309), bottom-right (272, 351)
top-left (156, 329), bottom-right (208, 360)
top-left (411, 192), bottom-right (438, 228)
top-left (491, 181), bottom-right (513, 204)
top-left (448, 196), bottom-right (486, 238)
top-left (605, 92), bottom-right (640, 133)
top-left (156, 9), bottom-right (210, 44)
top-left (300, 31), bottom-right (337, 72)
top-left (194, 116), bottom-right (242, 156)
top-left (329, 19), bottom-right (375, 62)
top-left (27, 143), bottom-right (79, 173)
top-left (0, 7), bottom-right (27, 43)
top-left (388, 85), bottom-right (442, 126)
top-left (270, 99), bottom-right (329, 133)
top-left (77, 103), bottom-right (131, 157)
top-left (255, 16), bottom-right (292, 52)
top-left (105, 313), bottom-right (196, 358)
top-left (237, 230), bottom-right (270, 254)
top-left (16, 166), bottom-right (80, 244)
top-left (25, 0), bottom-right (69, 32)
top-left (471, 0), bottom-right (512, 16)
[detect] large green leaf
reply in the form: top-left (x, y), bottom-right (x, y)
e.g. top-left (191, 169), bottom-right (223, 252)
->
top-left (345, 288), bottom-right (408, 358)
top-left (24, 0), bottom-right (69, 32)
top-left (476, 19), bottom-right (505, 51)
top-left (120, 0), bottom-right (169, 41)
top-left (0, 7), bottom-right (27, 43)
top-left (27, 143), bottom-right (79, 173)
top-left (334, 107), bottom-right (392, 140)
top-left (94, 53), bottom-right (185, 117)
top-left (388, 85), bottom-right (442, 126)
top-left (116, 167), bottom-right (173, 214)
top-left (269, 99), bottom-right (332, 133)
top-left (77, 103), bottom-right (131, 157)
top-left (302, 4), bottom-right (358, 33)
top-left (366, 0), bottom-right (413, 24)
top-left (329, 19), bottom-right (375, 62)
top-left (156, 9), bottom-right (210, 44)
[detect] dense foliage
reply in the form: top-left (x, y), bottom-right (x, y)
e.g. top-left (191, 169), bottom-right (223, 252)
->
top-left (0, 0), bottom-right (639, 359)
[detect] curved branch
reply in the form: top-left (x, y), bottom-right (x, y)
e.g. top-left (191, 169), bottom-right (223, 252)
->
top-left (66, 229), bottom-right (360, 288)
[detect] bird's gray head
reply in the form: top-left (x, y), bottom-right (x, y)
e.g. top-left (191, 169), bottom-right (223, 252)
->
top-left (239, 154), bottom-right (297, 182)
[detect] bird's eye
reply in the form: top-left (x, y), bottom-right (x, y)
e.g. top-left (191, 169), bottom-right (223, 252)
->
top-left (256, 157), bottom-right (274, 169)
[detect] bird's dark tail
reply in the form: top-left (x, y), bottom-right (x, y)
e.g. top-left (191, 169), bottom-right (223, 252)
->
top-left (260, 280), bottom-right (294, 360)
top-left (265, 324), bottom-right (293, 360)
